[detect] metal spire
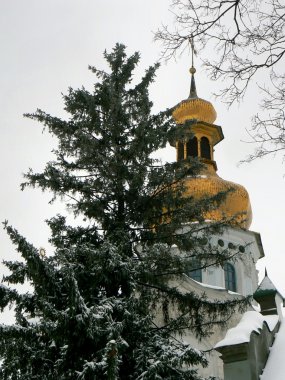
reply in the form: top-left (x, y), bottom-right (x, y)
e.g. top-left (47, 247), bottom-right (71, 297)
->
top-left (189, 36), bottom-right (198, 99)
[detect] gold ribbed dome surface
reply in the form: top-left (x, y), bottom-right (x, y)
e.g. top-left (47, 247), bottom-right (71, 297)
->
top-left (171, 67), bottom-right (252, 229)
top-left (173, 97), bottom-right (217, 124)
top-left (183, 166), bottom-right (252, 229)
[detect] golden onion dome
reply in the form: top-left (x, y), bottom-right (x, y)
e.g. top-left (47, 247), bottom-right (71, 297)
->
top-left (173, 98), bottom-right (217, 125)
top-left (171, 66), bottom-right (252, 229)
top-left (183, 165), bottom-right (252, 229)
top-left (172, 67), bottom-right (217, 125)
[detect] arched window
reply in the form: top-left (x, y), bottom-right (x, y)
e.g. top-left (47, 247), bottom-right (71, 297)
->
top-left (200, 137), bottom-right (211, 159)
top-left (224, 263), bottom-right (236, 292)
top-left (177, 142), bottom-right (184, 161)
top-left (187, 260), bottom-right (202, 283)
top-left (186, 137), bottom-right (198, 157)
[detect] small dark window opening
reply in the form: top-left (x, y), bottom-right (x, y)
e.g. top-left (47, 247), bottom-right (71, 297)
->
top-left (177, 142), bottom-right (184, 161)
top-left (239, 245), bottom-right (245, 253)
top-left (201, 137), bottom-right (211, 159)
top-left (224, 263), bottom-right (236, 292)
top-left (218, 239), bottom-right (224, 247)
top-left (186, 137), bottom-right (198, 157)
top-left (188, 260), bottom-right (202, 283)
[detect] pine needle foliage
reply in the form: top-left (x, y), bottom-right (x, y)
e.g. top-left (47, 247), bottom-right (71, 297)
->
top-left (0, 44), bottom-right (248, 380)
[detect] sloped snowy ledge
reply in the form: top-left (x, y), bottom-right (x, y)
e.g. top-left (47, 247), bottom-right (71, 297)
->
top-left (215, 311), bottom-right (279, 348)
top-left (215, 311), bottom-right (280, 380)
top-left (260, 316), bottom-right (285, 380)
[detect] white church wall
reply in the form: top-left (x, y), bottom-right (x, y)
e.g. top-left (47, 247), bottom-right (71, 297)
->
top-left (172, 275), bottom-right (253, 380)
top-left (179, 223), bottom-right (263, 295)
top-left (162, 225), bottom-right (265, 378)
top-left (201, 227), bottom-right (263, 296)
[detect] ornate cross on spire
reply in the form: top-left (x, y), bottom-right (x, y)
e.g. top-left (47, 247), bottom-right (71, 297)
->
top-left (190, 36), bottom-right (197, 70)
top-left (189, 36), bottom-right (198, 99)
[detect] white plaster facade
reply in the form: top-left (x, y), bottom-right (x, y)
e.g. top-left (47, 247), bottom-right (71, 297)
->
top-left (170, 225), bottom-right (265, 379)
top-left (200, 227), bottom-right (263, 296)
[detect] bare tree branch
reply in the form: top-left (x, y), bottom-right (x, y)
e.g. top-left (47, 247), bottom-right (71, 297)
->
top-left (156, 0), bottom-right (285, 163)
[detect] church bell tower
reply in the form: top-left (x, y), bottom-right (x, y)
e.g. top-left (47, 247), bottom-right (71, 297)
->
top-left (171, 60), bottom-right (264, 297)
top-left (172, 65), bottom-right (252, 230)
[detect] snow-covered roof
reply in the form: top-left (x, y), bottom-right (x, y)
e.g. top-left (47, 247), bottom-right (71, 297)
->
top-left (215, 311), bottom-right (278, 348)
top-left (172, 275), bottom-right (244, 306)
top-left (258, 276), bottom-right (277, 292)
top-left (255, 275), bottom-right (278, 298)
top-left (254, 274), bottom-right (285, 301)
top-left (191, 277), bottom-right (241, 295)
top-left (260, 317), bottom-right (285, 380)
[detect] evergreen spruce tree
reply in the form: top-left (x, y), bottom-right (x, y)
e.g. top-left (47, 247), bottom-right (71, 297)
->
top-left (0, 44), bottom-right (248, 379)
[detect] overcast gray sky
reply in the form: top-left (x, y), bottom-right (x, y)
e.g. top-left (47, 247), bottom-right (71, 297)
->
top-left (0, 0), bottom-right (284, 304)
